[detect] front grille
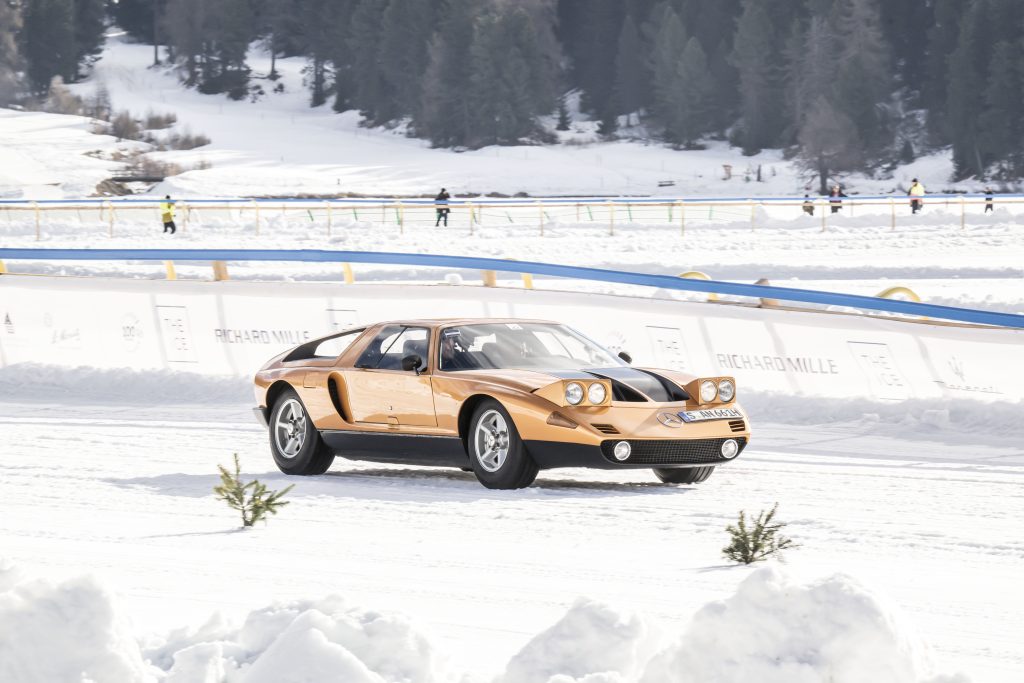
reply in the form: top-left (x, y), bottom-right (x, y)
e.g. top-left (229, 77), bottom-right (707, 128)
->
top-left (600, 437), bottom-right (747, 465)
top-left (591, 423), bottom-right (620, 435)
top-left (728, 419), bottom-right (746, 433)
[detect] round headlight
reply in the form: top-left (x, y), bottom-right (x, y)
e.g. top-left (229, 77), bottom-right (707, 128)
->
top-left (587, 383), bottom-right (607, 404)
top-left (699, 380), bottom-right (718, 403)
top-left (565, 382), bottom-right (584, 405)
top-left (718, 379), bottom-right (735, 403)
top-left (721, 439), bottom-right (739, 459)
top-left (613, 441), bottom-right (631, 461)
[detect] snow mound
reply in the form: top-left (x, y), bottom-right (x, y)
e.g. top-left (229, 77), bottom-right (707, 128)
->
top-left (499, 598), bottom-right (650, 683)
top-left (150, 595), bottom-right (445, 683)
top-left (0, 567), bottom-right (155, 683)
top-left (640, 566), bottom-right (966, 683)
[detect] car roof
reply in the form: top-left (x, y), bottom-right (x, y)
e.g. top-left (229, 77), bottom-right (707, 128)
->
top-left (370, 318), bottom-right (560, 329)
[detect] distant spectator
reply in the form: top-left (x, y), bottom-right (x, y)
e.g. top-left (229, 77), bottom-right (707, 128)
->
top-left (160, 195), bottom-right (177, 234)
top-left (802, 194), bottom-right (815, 216)
top-left (434, 188), bottom-right (451, 227)
top-left (908, 178), bottom-right (925, 214)
top-left (984, 186), bottom-right (994, 213)
top-left (828, 185), bottom-right (846, 214)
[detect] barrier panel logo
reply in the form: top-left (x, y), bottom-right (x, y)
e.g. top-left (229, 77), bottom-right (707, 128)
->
top-left (156, 306), bottom-right (196, 363)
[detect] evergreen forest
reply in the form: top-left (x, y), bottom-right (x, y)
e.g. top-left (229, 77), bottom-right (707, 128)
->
top-left (2, 0), bottom-right (1024, 182)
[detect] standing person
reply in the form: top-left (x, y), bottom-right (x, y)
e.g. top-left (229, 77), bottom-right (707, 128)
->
top-left (984, 186), bottom-right (994, 213)
top-left (908, 178), bottom-right (925, 214)
top-left (434, 188), bottom-right (451, 227)
top-left (828, 185), bottom-right (846, 214)
top-left (160, 195), bottom-right (176, 234)
top-left (802, 194), bottom-right (815, 216)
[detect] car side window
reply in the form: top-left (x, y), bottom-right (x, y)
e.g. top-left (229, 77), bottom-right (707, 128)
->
top-left (354, 326), bottom-right (430, 371)
top-left (313, 331), bottom-right (361, 359)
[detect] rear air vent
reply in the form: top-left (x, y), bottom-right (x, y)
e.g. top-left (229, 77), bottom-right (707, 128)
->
top-left (592, 423), bottom-right (620, 435)
top-left (728, 419), bottom-right (746, 433)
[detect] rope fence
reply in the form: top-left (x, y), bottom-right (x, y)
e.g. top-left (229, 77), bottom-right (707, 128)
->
top-left (0, 194), bottom-right (1021, 240)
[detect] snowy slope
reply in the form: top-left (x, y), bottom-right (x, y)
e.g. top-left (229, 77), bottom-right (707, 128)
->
top-left (0, 34), bottom-right (969, 200)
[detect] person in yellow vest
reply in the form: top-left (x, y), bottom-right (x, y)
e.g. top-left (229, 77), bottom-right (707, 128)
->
top-left (160, 195), bottom-right (177, 234)
top-left (908, 179), bottom-right (925, 214)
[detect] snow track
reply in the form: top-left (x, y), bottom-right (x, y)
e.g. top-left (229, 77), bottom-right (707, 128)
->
top-left (2, 394), bottom-right (1021, 680)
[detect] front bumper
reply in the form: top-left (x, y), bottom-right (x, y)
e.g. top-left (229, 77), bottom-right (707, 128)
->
top-left (525, 437), bottom-right (747, 470)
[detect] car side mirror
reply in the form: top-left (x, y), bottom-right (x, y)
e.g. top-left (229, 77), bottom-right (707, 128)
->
top-left (618, 351), bottom-right (633, 364)
top-left (401, 354), bottom-right (423, 374)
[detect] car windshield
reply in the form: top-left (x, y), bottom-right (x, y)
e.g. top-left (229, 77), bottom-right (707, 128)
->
top-left (438, 322), bottom-right (624, 371)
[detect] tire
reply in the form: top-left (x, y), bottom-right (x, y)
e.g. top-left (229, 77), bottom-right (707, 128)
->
top-left (269, 388), bottom-right (335, 475)
top-left (653, 466), bottom-right (715, 484)
top-left (468, 399), bottom-right (538, 489)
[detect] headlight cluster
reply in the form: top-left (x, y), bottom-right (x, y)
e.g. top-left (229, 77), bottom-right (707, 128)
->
top-left (565, 381), bottom-right (607, 406)
top-left (697, 378), bottom-right (736, 404)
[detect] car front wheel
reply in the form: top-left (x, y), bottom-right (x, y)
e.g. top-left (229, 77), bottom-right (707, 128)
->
top-left (653, 466), bottom-right (715, 484)
top-left (469, 400), bottom-right (538, 489)
top-left (270, 388), bottom-right (335, 475)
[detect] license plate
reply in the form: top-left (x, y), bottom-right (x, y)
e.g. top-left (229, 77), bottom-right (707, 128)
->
top-left (679, 407), bottom-right (743, 423)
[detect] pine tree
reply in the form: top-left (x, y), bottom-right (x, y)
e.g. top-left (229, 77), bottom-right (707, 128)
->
top-left (977, 41), bottom-right (1021, 176)
top-left (349, 0), bottom-right (389, 121)
top-left (923, 0), bottom-right (963, 139)
top-left (786, 16), bottom-right (837, 142)
top-left (556, 93), bottom-right (571, 131)
top-left (946, 6), bottom-right (986, 179)
top-left (214, 454), bottom-right (294, 528)
top-left (21, 0), bottom-right (77, 93)
top-left (731, 0), bottom-right (785, 153)
top-left (0, 0), bottom-right (22, 104)
top-left (613, 13), bottom-right (645, 126)
top-left (378, 0), bottom-right (436, 121)
top-left (834, 0), bottom-right (891, 151)
top-left (650, 6), bottom-right (687, 136)
top-left (418, 0), bottom-right (479, 146)
top-left (575, 0), bottom-right (623, 116)
top-left (798, 96), bottom-right (863, 194)
top-left (722, 503), bottom-right (797, 565)
top-left (73, 0), bottom-right (107, 78)
top-left (669, 37), bottom-right (713, 146)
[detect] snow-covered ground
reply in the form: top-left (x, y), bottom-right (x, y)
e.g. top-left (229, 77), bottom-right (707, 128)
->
top-left (2, 367), bottom-right (1021, 681)
top-left (0, 33), bottom-right (979, 201)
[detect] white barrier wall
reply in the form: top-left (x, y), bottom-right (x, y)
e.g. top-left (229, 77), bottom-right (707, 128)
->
top-left (1, 276), bottom-right (1021, 403)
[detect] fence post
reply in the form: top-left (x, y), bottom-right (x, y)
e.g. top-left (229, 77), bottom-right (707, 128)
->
top-left (481, 270), bottom-right (497, 287)
top-left (750, 200), bottom-right (756, 231)
top-left (537, 201), bottom-right (544, 236)
top-left (0, 260), bottom-right (6, 275)
top-left (576, 203), bottom-right (580, 222)
top-left (960, 195), bottom-right (966, 231)
top-left (107, 201), bottom-right (114, 238)
top-left (212, 261), bottom-right (229, 281)
top-left (521, 272), bottom-right (534, 289)
top-left (164, 261), bottom-right (177, 280)
top-left (890, 197), bottom-right (896, 231)
top-left (326, 201), bottom-right (332, 237)
top-left (679, 201), bottom-right (685, 237)
top-left (398, 200), bottom-right (405, 234)
top-left (343, 263), bottom-right (354, 284)
top-left (608, 201), bottom-right (615, 236)
top-left (181, 202), bottom-right (189, 233)
top-left (33, 202), bottom-right (40, 241)
top-left (468, 201), bottom-right (475, 232)
top-left (253, 200), bottom-right (261, 236)
top-left (821, 202), bottom-right (827, 232)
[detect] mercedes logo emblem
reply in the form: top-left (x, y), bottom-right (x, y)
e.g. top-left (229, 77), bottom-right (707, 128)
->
top-left (657, 412), bottom-right (683, 428)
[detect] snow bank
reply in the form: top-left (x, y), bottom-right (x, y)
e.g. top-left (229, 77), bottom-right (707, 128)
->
top-left (0, 566), bottom-right (156, 682)
top-left (149, 595), bottom-right (447, 682)
top-left (0, 363), bottom-right (251, 405)
top-left (639, 567), bottom-right (967, 683)
top-left (0, 559), bottom-right (969, 683)
top-left (498, 598), bottom-right (651, 683)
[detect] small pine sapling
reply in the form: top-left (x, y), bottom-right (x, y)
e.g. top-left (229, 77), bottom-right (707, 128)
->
top-left (556, 95), bottom-right (571, 131)
top-left (722, 503), bottom-right (796, 564)
top-left (214, 454), bottom-right (294, 528)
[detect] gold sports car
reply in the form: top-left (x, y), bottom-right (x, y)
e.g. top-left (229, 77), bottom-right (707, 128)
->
top-left (253, 319), bottom-right (750, 489)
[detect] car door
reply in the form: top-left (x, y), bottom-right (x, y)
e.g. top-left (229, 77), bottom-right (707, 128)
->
top-left (343, 325), bottom-right (437, 427)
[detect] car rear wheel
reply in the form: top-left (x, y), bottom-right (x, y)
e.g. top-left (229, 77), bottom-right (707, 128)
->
top-left (653, 466), bottom-right (715, 484)
top-left (270, 388), bottom-right (335, 475)
top-left (469, 400), bottom-right (538, 489)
